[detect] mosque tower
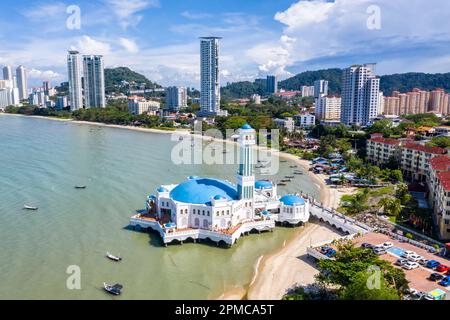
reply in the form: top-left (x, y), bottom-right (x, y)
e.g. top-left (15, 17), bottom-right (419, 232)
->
top-left (237, 124), bottom-right (256, 220)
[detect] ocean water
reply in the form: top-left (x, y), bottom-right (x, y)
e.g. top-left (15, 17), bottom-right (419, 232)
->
top-left (0, 114), bottom-right (320, 300)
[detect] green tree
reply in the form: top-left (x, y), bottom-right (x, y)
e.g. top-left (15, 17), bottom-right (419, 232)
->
top-left (340, 271), bottom-right (399, 300)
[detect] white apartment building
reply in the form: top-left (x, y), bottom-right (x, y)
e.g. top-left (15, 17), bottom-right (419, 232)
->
top-left (314, 80), bottom-right (328, 99)
top-left (166, 86), bottom-right (187, 112)
top-left (274, 117), bottom-right (295, 133)
top-left (3, 66), bottom-right (13, 81)
top-left (67, 51), bottom-right (84, 111)
top-left (341, 64), bottom-right (381, 126)
top-left (366, 135), bottom-right (402, 167)
top-left (294, 113), bottom-right (316, 128)
top-left (199, 37), bottom-right (226, 117)
top-left (16, 65), bottom-right (28, 100)
top-left (83, 55), bottom-right (106, 108)
top-left (0, 79), bottom-right (19, 110)
top-left (128, 96), bottom-right (160, 115)
top-left (316, 96), bottom-right (341, 121)
top-left (251, 94), bottom-right (261, 105)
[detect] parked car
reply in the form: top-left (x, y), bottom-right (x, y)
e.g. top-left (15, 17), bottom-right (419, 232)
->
top-left (429, 273), bottom-right (445, 282)
top-left (325, 249), bottom-right (337, 258)
top-left (361, 243), bottom-right (373, 249)
top-left (436, 264), bottom-right (450, 273)
top-left (426, 260), bottom-right (441, 269)
top-left (395, 259), bottom-right (409, 267)
top-left (403, 261), bottom-right (420, 270)
top-left (373, 247), bottom-right (387, 255)
top-left (381, 242), bottom-right (394, 250)
top-left (320, 246), bottom-right (332, 254)
top-left (438, 276), bottom-right (450, 287)
top-left (418, 258), bottom-right (429, 266)
top-left (402, 251), bottom-right (416, 259)
top-left (408, 254), bottom-right (423, 262)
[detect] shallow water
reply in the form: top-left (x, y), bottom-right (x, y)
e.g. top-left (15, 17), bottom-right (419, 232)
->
top-left (0, 115), bottom-right (320, 299)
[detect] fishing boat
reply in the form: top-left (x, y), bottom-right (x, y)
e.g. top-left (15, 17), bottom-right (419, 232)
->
top-left (281, 179), bottom-right (291, 183)
top-left (23, 205), bottom-right (38, 211)
top-left (277, 183), bottom-right (287, 186)
top-left (290, 165), bottom-right (298, 168)
top-left (280, 160), bottom-right (288, 163)
top-left (103, 283), bottom-right (123, 296)
top-left (294, 172), bottom-right (303, 175)
top-left (285, 176), bottom-right (295, 179)
top-left (74, 185), bottom-right (87, 189)
top-left (106, 252), bottom-right (122, 262)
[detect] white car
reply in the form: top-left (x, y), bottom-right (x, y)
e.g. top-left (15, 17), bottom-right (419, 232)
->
top-left (401, 251), bottom-right (416, 258)
top-left (373, 247), bottom-right (387, 255)
top-left (408, 254), bottom-right (423, 262)
top-left (419, 258), bottom-right (429, 266)
top-left (403, 261), bottom-right (420, 270)
top-left (381, 242), bottom-right (394, 250)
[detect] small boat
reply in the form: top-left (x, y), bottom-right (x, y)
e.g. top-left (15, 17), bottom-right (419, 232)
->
top-left (280, 160), bottom-right (288, 163)
top-left (294, 172), bottom-right (303, 175)
top-left (281, 179), bottom-right (291, 183)
top-left (23, 205), bottom-right (38, 211)
top-left (290, 165), bottom-right (298, 168)
top-left (179, 136), bottom-right (184, 141)
top-left (75, 185), bottom-right (87, 189)
top-left (277, 183), bottom-right (287, 186)
top-left (106, 252), bottom-right (122, 262)
top-left (103, 283), bottom-right (123, 296)
top-left (285, 176), bottom-right (295, 179)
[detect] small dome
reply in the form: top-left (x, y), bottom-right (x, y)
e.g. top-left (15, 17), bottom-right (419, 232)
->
top-left (214, 195), bottom-right (226, 200)
top-left (255, 180), bottom-right (273, 190)
top-left (280, 195), bottom-right (305, 206)
top-left (261, 210), bottom-right (270, 216)
top-left (158, 186), bottom-right (169, 193)
top-left (241, 123), bottom-right (253, 130)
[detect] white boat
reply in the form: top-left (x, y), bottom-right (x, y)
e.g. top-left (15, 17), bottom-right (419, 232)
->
top-left (23, 205), bottom-right (38, 211)
top-left (103, 283), bottom-right (122, 295)
top-left (106, 252), bottom-right (122, 262)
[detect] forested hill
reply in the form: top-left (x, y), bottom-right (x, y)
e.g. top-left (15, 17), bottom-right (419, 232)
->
top-left (105, 67), bottom-right (162, 94)
top-left (221, 69), bottom-right (450, 99)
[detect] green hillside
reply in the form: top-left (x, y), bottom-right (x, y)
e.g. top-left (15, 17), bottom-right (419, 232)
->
top-left (105, 67), bottom-right (161, 94)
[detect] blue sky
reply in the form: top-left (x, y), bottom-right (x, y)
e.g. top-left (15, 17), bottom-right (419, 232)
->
top-left (1, 0), bottom-right (450, 88)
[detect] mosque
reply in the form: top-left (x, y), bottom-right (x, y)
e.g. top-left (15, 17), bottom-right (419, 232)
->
top-left (130, 124), bottom-right (310, 247)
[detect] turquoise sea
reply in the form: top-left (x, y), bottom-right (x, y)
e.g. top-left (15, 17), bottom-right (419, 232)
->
top-left (0, 114), bottom-right (320, 300)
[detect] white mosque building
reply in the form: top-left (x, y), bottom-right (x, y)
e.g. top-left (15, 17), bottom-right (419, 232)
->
top-left (130, 124), bottom-right (310, 247)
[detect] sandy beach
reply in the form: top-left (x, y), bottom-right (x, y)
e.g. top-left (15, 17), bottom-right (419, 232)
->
top-left (3, 113), bottom-right (355, 300)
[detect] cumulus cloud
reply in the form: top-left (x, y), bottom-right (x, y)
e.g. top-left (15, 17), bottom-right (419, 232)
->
top-left (72, 36), bottom-right (111, 55)
top-left (119, 38), bottom-right (139, 53)
top-left (28, 69), bottom-right (62, 80)
top-left (249, 0), bottom-right (450, 76)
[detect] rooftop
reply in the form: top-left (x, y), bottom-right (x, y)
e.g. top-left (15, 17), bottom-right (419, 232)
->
top-left (403, 142), bottom-right (447, 155)
top-left (437, 171), bottom-right (450, 191)
top-left (369, 137), bottom-right (401, 146)
top-left (429, 155), bottom-right (450, 172)
top-left (169, 178), bottom-right (238, 205)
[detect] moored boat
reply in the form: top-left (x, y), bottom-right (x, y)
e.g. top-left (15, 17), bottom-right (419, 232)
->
top-left (106, 252), bottom-right (122, 262)
top-left (23, 205), bottom-right (38, 211)
top-left (103, 283), bottom-right (123, 295)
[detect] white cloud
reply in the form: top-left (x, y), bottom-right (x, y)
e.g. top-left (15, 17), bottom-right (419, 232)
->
top-left (72, 36), bottom-right (112, 55)
top-left (247, 0), bottom-right (450, 77)
top-left (119, 38), bottom-right (139, 54)
top-left (104, 0), bottom-right (160, 29)
top-left (28, 69), bottom-right (62, 80)
top-left (181, 11), bottom-right (213, 20)
top-left (22, 3), bottom-right (67, 20)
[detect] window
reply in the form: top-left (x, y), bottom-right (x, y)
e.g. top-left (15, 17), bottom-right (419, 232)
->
top-left (193, 209), bottom-right (196, 214)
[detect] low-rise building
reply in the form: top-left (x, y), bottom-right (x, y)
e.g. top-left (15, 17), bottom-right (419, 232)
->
top-left (366, 136), bottom-right (402, 167)
top-left (274, 118), bottom-right (295, 133)
top-left (128, 96), bottom-right (160, 115)
top-left (294, 113), bottom-right (316, 128)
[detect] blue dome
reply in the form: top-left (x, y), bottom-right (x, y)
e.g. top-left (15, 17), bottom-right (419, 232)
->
top-left (255, 180), bottom-right (273, 190)
top-left (280, 195), bottom-right (305, 206)
top-left (170, 178), bottom-right (238, 205)
top-left (241, 123), bottom-right (253, 130)
top-left (214, 195), bottom-right (226, 200)
top-left (158, 187), bottom-right (168, 193)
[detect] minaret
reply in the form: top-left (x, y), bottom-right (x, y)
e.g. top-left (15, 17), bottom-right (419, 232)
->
top-left (237, 123), bottom-right (256, 220)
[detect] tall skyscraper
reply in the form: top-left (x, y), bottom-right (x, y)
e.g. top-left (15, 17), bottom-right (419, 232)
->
top-left (166, 86), bottom-right (187, 112)
top-left (16, 65), bottom-right (28, 100)
top-left (3, 66), bottom-right (13, 81)
top-left (266, 75), bottom-right (278, 94)
top-left (43, 81), bottom-right (50, 96)
top-left (83, 55), bottom-right (106, 108)
top-left (341, 64), bottom-right (380, 126)
top-left (67, 51), bottom-right (84, 111)
top-left (199, 37), bottom-right (225, 117)
top-left (314, 80), bottom-right (328, 99)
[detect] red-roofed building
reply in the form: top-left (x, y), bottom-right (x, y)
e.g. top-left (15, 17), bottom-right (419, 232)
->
top-left (401, 142), bottom-right (447, 182)
top-left (427, 155), bottom-right (450, 240)
top-left (367, 137), bottom-right (402, 167)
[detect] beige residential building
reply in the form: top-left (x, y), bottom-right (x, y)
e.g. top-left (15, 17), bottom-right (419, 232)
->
top-left (366, 135), bottom-right (402, 167)
top-left (128, 96), bottom-right (160, 115)
top-left (316, 96), bottom-right (341, 120)
top-left (384, 88), bottom-right (450, 116)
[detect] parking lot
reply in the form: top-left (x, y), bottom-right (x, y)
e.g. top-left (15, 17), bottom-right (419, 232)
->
top-left (353, 233), bottom-right (450, 296)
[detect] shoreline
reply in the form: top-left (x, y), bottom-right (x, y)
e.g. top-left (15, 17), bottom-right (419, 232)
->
top-left (2, 113), bottom-right (354, 300)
